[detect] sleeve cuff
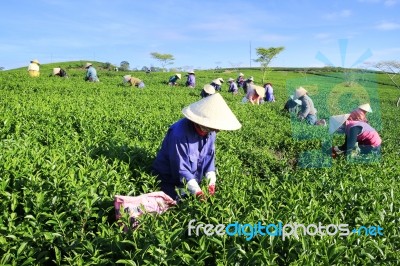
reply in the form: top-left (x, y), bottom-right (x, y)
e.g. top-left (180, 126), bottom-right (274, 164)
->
top-left (187, 179), bottom-right (201, 194)
top-left (205, 171), bottom-right (216, 185)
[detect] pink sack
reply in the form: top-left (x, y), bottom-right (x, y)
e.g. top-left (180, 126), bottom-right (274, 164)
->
top-left (114, 191), bottom-right (177, 222)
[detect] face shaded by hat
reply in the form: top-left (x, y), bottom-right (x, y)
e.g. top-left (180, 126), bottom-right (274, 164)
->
top-left (31, 59), bottom-right (40, 65)
top-left (329, 114), bottom-right (350, 134)
top-left (85, 62), bottom-right (93, 68)
top-left (182, 93), bottom-right (242, 131)
top-left (294, 87), bottom-right (307, 99)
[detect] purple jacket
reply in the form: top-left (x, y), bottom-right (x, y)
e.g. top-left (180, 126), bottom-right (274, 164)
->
top-left (228, 82), bottom-right (238, 93)
top-left (152, 118), bottom-right (216, 187)
top-left (186, 74), bottom-right (196, 87)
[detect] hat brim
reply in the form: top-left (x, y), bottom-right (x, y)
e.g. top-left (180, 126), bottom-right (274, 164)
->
top-left (329, 114), bottom-right (350, 134)
top-left (182, 93), bottom-right (241, 131)
top-left (203, 84), bottom-right (216, 94)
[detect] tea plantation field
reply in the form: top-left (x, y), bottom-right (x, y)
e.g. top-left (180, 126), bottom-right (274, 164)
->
top-left (0, 63), bottom-right (399, 265)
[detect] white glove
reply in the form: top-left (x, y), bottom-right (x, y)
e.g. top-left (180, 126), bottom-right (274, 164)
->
top-left (333, 146), bottom-right (343, 154)
top-left (205, 171), bottom-right (216, 185)
top-left (186, 179), bottom-right (202, 195)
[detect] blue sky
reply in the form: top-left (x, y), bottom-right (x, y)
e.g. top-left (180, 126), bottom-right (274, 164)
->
top-left (1, 0), bottom-right (399, 70)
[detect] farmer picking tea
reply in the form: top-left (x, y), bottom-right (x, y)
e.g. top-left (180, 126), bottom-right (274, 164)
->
top-left (329, 113), bottom-right (382, 157)
top-left (200, 84), bottom-right (216, 98)
top-left (84, 62), bottom-right (99, 82)
top-left (168, 73), bottom-right (182, 86)
top-left (185, 70), bottom-right (196, 88)
top-left (152, 93), bottom-right (242, 201)
top-left (28, 59), bottom-right (40, 77)
top-left (123, 75), bottom-right (145, 88)
top-left (348, 103), bottom-right (372, 123)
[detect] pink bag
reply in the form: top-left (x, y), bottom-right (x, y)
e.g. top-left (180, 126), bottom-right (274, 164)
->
top-left (114, 192), bottom-right (177, 222)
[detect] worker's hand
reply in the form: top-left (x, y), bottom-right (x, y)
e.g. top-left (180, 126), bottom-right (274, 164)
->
top-left (333, 146), bottom-right (343, 154)
top-left (195, 191), bottom-right (206, 201)
top-left (208, 184), bottom-right (216, 196)
top-left (332, 146), bottom-right (344, 158)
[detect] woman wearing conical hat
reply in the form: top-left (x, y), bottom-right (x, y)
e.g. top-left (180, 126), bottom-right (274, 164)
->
top-left (243, 84), bottom-right (265, 105)
top-left (84, 62), bottom-right (99, 82)
top-left (329, 114), bottom-right (381, 157)
top-left (283, 94), bottom-right (302, 114)
top-left (227, 78), bottom-right (238, 95)
top-left (264, 83), bottom-right (275, 102)
top-left (348, 103), bottom-right (372, 123)
top-left (152, 93), bottom-right (241, 201)
top-left (123, 75), bottom-right (145, 88)
top-left (210, 78), bottom-right (222, 92)
top-left (294, 87), bottom-right (318, 125)
top-left (28, 59), bottom-right (40, 77)
top-left (236, 73), bottom-right (245, 88)
top-left (168, 73), bottom-right (181, 86)
top-left (200, 84), bottom-right (216, 98)
top-left (185, 70), bottom-right (196, 88)
top-left (52, 67), bottom-right (68, 78)
top-left (242, 76), bottom-right (254, 94)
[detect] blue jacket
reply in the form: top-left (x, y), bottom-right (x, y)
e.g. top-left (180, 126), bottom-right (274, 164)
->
top-left (152, 118), bottom-right (216, 187)
top-left (85, 66), bottom-right (99, 82)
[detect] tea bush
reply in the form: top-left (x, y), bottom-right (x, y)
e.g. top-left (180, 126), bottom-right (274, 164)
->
top-left (0, 65), bottom-right (399, 265)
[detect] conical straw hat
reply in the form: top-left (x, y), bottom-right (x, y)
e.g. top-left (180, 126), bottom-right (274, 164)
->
top-left (358, 103), bottom-right (372, 113)
top-left (176, 73), bottom-right (182, 79)
top-left (218, 78), bottom-right (224, 83)
top-left (188, 70), bottom-right (195, 74)
top-left (253, 85), bottom-right (266, 98)
top-left (290, 95), bottom-right (302, 105)
top-left (329, 114), bottom-right (350, 134)
top-left (239, 73), bottom-right (244, 76)
top-left (212, 79), bottom-right (221, 86)
top-left (85, 62), bottom-right (93, 68)
top-left (228, 78), bottom-right (234, 82)
top-left (123, 75), bottom-right (131, 83)
top-left (294, 87), bottom-right (307, 99)
top-left (53, 68), bottom-right (61, 75)
top-left (203, 84), bottom-right (216, 94)
top-left (31, 59), bottom-right (40, 65)
top-left (182, 93), bottom-right (242, 130)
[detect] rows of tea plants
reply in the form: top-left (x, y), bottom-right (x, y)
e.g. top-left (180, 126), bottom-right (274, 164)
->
top-left (0, 64), bottom-right (399, 265)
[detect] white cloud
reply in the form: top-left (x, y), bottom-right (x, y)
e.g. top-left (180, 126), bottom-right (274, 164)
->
top-left (323, 9), bottom-right (352, 20)
top-left (375, 22), bottom-right (400, 30)
top-left (384, 0), bottom-right (397, 6)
